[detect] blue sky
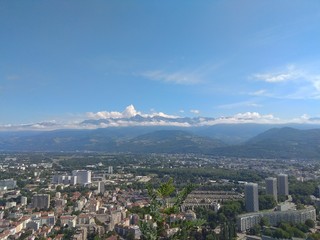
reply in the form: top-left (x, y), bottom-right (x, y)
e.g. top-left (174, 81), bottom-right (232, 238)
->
top-left (1, 1), bottom-right (320, 127)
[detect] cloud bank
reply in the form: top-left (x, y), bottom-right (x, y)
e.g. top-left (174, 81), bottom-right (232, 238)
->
top-left (87, 105), bottom-right (140, 119)
top-left (86, 105), bottom-right (179, 120)
top-left (1, 105), bottom-right (320, 131)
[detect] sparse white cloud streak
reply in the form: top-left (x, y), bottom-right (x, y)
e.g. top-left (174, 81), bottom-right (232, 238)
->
top-left (141, 70), bottom-right (203, 85)
top-left (253, 65), bottom-right (301, 83)
top-left (141, 62), bottom-right (222, 85)
top-left (250, 89), bottom-right (267, 96)
top-left (251, 64), bottom-right (320, 99)
top-left (217, 101), bottom-right (262, 109)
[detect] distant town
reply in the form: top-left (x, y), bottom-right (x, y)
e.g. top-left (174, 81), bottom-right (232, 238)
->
top-left (0, 153), bottom-right (320, 239)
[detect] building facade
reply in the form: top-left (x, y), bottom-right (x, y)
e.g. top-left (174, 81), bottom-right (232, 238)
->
top-left (97, 181), bottom-right (105, 194)
top-left (245, 183), bottom-right (259, 212)
top-left (277, 174), bottom-right (289, 196)
top-left (237, 206), bottom-right (316, 232)
top-left (0, 179), bottom-right (17, 190)
top-left (20, 196), bottom-right (28, 206)
top-left (52, 175), bottom-right (77, 185)
top-left (265, 177), bottom-right (277, 201)
top-left (72, 170), bottom-right (92, 185)
top-left (31, 194), bottom-right (50, 209)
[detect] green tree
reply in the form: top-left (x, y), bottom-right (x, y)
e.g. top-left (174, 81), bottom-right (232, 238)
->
top-left (273, 228), bottom-right (290, 239)
top-left (206, 233), bottom-right (217, 240)
top-left (305, 219), bottom-right (315, 228)
top-left (248, 224), bottom-right (261, 236)
top-left (17, 230), bottom-right (33, 240)
top-left (263, 228), bottom-right (272, 236)
top-left (259, 195), bottom-right (277, 210)
top-left (219, 200), bottom-right (244, 219)
top-left (139, 178), bottom-right (204, 239)
top-left (259, 217), bottom-right (269, 227)
top-left (292, 228), bottom-right (305, 238)
top-left (308, 233), bottom-right (320, 240)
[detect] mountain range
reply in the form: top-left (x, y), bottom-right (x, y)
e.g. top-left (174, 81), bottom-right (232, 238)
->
top-left (1, 124), bottom-right (320, 159)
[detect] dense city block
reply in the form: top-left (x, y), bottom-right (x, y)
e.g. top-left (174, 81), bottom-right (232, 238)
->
top-left (1, 153), bottom-right (320, 239)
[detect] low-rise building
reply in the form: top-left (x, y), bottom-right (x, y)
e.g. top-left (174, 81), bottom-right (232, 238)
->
top-left (0, 179), bottom-right (17, 190)
top-left (73, 227), bottom-right (87, 240)
top-left (31, 194), bottom-right (50, 210)
top-left (237, 206), bottom-right (316, 232)
top-left (60, 215), bottom-right (77, 228)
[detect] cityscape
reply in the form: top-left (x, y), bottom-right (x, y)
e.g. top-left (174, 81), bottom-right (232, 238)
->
top-left (2, 1), bottom-right (320, 240)
top-left (1, 153), bottom-right (320, 239)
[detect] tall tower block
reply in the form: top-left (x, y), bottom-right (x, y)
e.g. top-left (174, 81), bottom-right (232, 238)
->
top-left (245, 183), bottom-right (259, 212)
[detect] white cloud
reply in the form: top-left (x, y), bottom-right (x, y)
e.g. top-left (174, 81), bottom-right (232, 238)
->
top-left (83, 111), bottom-right (282, 128)
top-left (87, 105), bottom-right (140, 119)
top-left (299, 114), bottom-right (309, 121)
top-left (142, 70), bottom-right (202, 85)
top-left (141, 63), bottom-right (222, 85)
top-left (190, 109), bottom-right (200, 114)
top-left (287, 114), bottom-right (320, 124)
top-left (4, 109), bottom-right (320, 131)
top-left (95, 120), bottom-right (191, 128)
top-left (86, 105), bottom-right (179, 120)
top-left (253, 65), bottom-right (301, 83)
top-left (217, 101), bottom-right (262, 109)
top-left (233, 112), bottom-right (275, 120)
top-left (194, 112), bottom-right (281, 126)
top-left (149, 112), bottom-right (179, 119)
top-left (122, 104), bottom-right (139, 118)
top-left (312, 77), bottom-right (320, 91)
top-left (4, 101), bottom-right (320, 131)
top-left (250, 89), bottom-right (267, 96)
top-left (215, 112), bottom-right (279, 125)
top-left (252, 64), bottom-right (320, 99)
